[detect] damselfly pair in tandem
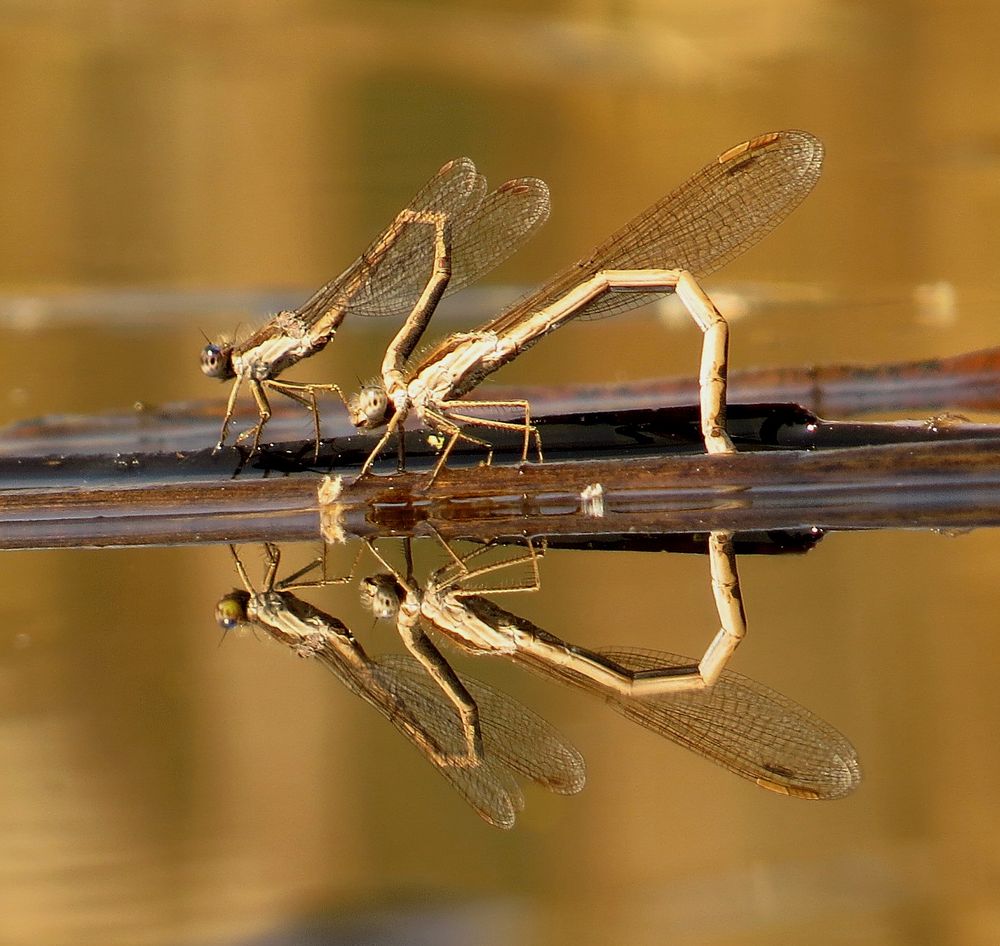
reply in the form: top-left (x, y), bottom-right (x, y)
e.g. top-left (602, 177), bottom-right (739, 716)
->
top-left (201, 131), bottom-right (823, 476)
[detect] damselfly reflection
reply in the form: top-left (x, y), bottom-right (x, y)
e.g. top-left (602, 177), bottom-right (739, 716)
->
top-left (216, 543), bottom-right (584, 828)
top-left (360, 537), bottom-right (860, 799)
top-left (347, 131), bottom-right (823, 479)
top-left (201, 159), bottom-right (549, 457)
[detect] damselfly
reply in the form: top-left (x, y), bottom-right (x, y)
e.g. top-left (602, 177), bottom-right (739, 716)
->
top-left (360, 536), bottom-right (860, 799)
top-left (201, 159), bottom-right (549, 457)
top-left (216, 543), bottom-right (584, 828)
top-left (347, 130), bottom-right (823, 478)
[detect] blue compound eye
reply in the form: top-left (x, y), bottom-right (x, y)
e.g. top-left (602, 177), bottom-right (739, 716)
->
top-left (200, 343), bottom-right (233, 379)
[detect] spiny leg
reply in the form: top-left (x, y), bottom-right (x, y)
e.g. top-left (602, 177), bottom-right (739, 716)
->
top-left (261, 542), bottom-right (282, 591)
top-left (359, 410), bottom-right (406, 478)
top-left (215, 375), bottom-right (245, 452)
top-left (423, 414), bottom-right (495, 484)
top-left (445, 538), bottom-right (544, 597)
top-left (362, 537), bottom-right (417, 596)
top-left (265, 382), bottom-right (320, 458)
top-left (427, 527), bottom-right (525, 582)
top-left (436, 399), bottom-right (543, 465)
top-left (228, 544), bottom-right (255, 593)
top-left (428, 527), bottom-right (479, 575)
top-left (234, 380), bottom-right (272, 455)
top-left (395, 418), bottom-right (407, 473)
top-left (267, 378), bottom-right (347, 462)
top-left (402, 533), bottom-right (415, 579)
top-left (276, 542), bottom-right (362, 591)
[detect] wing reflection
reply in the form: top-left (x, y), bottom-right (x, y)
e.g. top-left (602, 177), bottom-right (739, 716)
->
top-left (216, 543), bottom-right (584, 829)
top-left (360, 536), bottom-right (861, 800)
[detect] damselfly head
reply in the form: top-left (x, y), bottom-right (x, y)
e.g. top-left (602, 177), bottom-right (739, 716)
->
top-left (359, 574), bottom-right (402, 620)
top-left (347, 383), bottom-right (391, 429)
top-left (215, 590), bottom-right (251, 630)
top-left (201, 341), bottom-right (236, 380)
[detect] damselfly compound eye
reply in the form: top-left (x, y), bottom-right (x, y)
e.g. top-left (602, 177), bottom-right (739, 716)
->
top-left (201, 343), bottom-right (234, 380)
top-left (215, 592), bottom-right (249, 631)
top-left (359, 575), bottom-right (400, 620)
top-left (348, 385), bottom-right (390, 428)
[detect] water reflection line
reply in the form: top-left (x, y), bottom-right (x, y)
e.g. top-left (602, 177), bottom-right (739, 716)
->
top-left (7, 432), bottom-right (1000, 551)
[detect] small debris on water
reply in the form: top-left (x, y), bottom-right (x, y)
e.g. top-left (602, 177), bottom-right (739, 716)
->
top-left (580, 482), bottom-right (605, 518)
top-left (318, 475), bottom-right (346, 544)
top-left (317, 474), bottom-right (343, 505)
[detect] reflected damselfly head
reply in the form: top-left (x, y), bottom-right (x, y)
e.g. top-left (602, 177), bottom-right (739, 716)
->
top-left (347, 383), bottom-right (392, 429)
top-left (200, 341), bottom-right (236, 380)
top-left (359, 574), bottom-right (402, 621)
top-left (215, 590), bottom-right (251, 631)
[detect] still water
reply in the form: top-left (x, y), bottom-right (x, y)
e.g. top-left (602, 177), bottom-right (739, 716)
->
top-left (2, 2), bottom-right (1000, 944)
